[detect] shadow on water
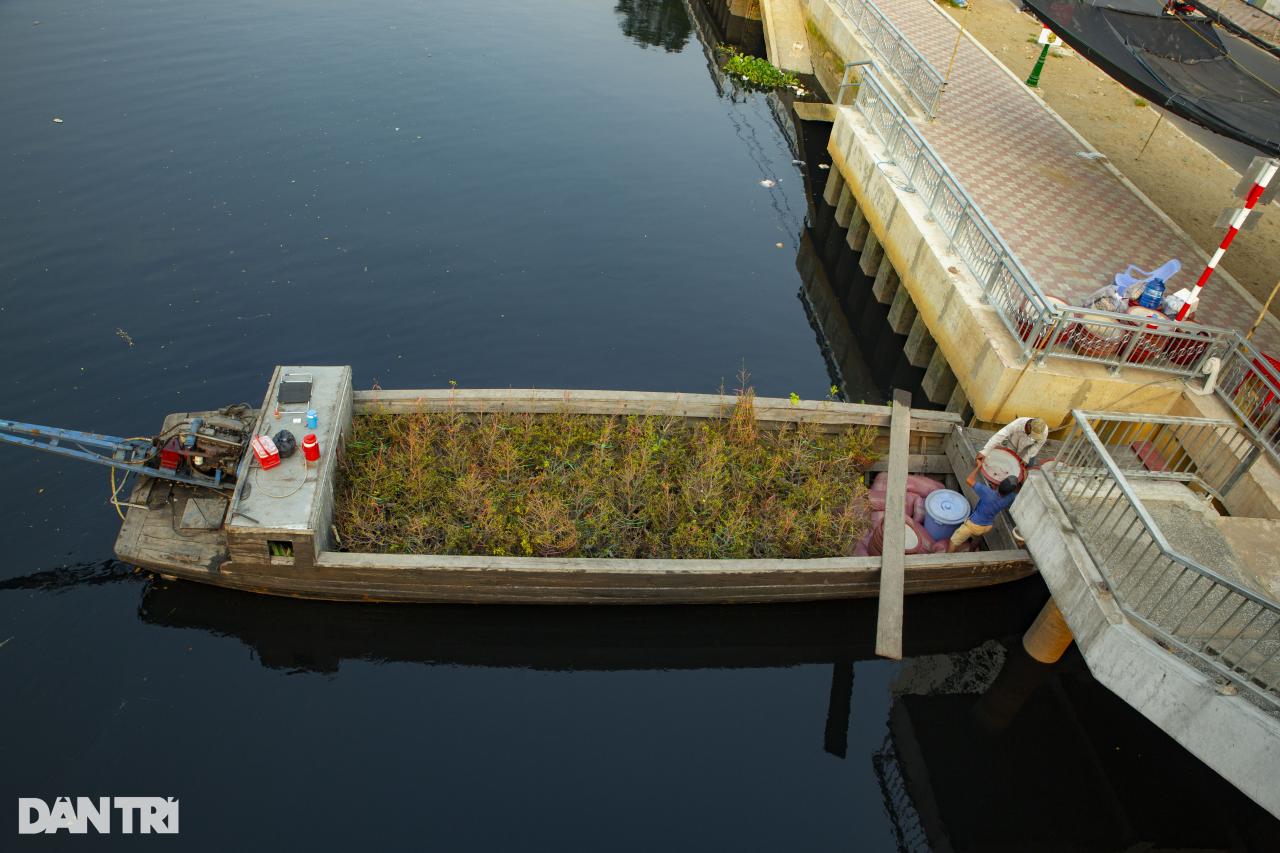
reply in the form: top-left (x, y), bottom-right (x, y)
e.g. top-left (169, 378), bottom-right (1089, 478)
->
top-left (4, 561), bottom-right (1277, 847)
top-left (130, 573), bottom-right (1049, 674)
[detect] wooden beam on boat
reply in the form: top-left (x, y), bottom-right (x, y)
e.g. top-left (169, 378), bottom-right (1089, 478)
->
top-left (352, 389), bottom-right (961, 435)
top-left (876, 389), bottom-right (912, 661)
top-left (866, 454), bottom-right (952, 474)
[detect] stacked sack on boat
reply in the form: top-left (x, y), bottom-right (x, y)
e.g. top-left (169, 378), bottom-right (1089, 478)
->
top-left (854, 472), bottom-right (951, 557)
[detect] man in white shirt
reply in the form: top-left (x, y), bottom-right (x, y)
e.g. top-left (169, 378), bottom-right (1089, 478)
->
top-left (980, 417), bottom-right (1049, 467)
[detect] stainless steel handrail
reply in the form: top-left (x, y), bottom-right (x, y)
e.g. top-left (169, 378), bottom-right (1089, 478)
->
top-left (1045, 411), bottom-right (1279, 708)
top-left (834, 0), bottom-right (945, 115)
top-left (842, 68), bottom-right (1280, 466)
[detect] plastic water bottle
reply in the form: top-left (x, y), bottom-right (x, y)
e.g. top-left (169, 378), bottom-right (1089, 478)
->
top-left (1138, 277), bottom-right (1166, 310)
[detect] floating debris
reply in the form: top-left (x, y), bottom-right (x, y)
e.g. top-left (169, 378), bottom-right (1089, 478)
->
top-left (759, 179), bottom-right (776, 188)
top-left (52, 117), bottom-right (63, 124)
top-left (115, 328), bottom-right (134, 347)
top-left (775, 242), bottom-right (784, 248)
top-left (818, 163), bottom-right (830, 170)
top-left (791, 159), bottom-right (805, 166)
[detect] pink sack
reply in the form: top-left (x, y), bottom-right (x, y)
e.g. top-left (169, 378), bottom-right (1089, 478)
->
top-left (854, 529), bottom-right (874, 557)
top-left (905, 474), bottom-right (946, 499)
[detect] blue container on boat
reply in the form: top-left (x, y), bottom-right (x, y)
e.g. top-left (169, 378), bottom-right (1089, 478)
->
top-left (1138, 277), bottom-right (1167, 310)
top-left (923, 489), bottom-right (971, 541)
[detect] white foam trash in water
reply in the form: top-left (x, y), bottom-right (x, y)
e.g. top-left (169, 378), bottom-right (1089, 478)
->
top-left (759, 179), bottom-right (776, 188)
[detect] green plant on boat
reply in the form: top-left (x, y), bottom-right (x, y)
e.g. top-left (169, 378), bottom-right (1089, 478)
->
top-left (334, 387), bottom-right (879, 560)
top-left (717, 45), bottom-right (800, 91)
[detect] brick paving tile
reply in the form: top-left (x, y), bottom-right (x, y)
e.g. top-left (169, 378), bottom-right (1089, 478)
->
top-left (852, 0), bottom-right (1279, 352)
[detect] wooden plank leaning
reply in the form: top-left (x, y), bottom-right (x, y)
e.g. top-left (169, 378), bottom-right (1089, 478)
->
top-left (875, 389), bottom-right (912, 660)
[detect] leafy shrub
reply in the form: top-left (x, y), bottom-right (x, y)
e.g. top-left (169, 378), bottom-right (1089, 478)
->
top-left (717, 45), bottom-right (800, 90)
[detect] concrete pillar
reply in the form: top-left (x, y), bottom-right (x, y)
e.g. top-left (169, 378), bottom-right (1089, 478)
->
top-left (858, 229), bottom-right (884, 278)
top-left (922, 345), bottom-right (957, 405)
top-left (846, 207), bottom-right (870, 252)
top-left (834, 186), bottom-right (855, 228)
top-left (887, 283), bottom-right (917, 335)
top-left (872, 257), bottom-right (899, 305)
top-left (822, 167), bottom-right (845, 208)
top-left (904, 314), bottom-right (937, 369)
top-left (945, 380), bottom-right (970, 417)
top-left (1022, 599), bottom-right (1074, 664)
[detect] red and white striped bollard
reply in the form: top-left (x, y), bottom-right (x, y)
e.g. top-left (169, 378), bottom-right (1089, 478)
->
top-left (1176, 158), bottom-right (1278, 321)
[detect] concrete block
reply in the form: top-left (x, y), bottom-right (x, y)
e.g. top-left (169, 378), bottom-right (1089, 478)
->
top-left (872, 256), bottom-right (899, 305)
top-left (822, 166), bottom-right (845, 207)
top-left (887, 284), bottom-right (917, 336)
top-left (846, 206), bottom-right (869, 252)
top-left (834, 186), bottom-right (855, 228)
top-left (904, 314), bottom-right (937, 369)
top-left (858, 228), bottom-right (883, 278)
top-left (922, 347), bottom-right (958, 405)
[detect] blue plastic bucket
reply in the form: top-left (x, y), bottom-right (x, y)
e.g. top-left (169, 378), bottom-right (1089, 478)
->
top-left (923, 489), bottom-right (970, 542)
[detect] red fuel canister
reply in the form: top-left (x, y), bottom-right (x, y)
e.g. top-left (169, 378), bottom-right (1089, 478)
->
top-left (251, 434), bottom-right (281, 470)
top-left (302, 433), bottom-right (320, 463)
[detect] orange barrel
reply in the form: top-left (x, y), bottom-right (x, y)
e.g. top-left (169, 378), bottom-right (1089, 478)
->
top-left (981, 446), bottom-right (1026, 487)
top-left (1124, 305), bottom-right (1165, 365)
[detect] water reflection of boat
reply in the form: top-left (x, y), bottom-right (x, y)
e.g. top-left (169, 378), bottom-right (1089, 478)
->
top-left (136, 573), bottom-right (1050, 674)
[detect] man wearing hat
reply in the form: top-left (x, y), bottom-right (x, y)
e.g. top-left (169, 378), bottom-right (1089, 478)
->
top-left (980, 416), bottom-right (1049, 467)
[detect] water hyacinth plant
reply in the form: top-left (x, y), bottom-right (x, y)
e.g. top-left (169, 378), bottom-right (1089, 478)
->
top-left (334, 389), bottom-right (878, 559)
top-left (717, 45), bottom-right (801, 91)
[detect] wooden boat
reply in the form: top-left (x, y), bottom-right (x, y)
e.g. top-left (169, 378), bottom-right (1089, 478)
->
top-left (112, 365), bottom-right (1035, 604)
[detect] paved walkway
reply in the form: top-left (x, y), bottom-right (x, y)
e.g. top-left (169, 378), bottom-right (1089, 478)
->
top-left (857, 0), bottom-right (1280, 353)
top-left (1212, 0), bottom-right (1280, 45)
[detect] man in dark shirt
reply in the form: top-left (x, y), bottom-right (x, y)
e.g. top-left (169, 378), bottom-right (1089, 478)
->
top-left (949, 476), bottom-right (1018, 551)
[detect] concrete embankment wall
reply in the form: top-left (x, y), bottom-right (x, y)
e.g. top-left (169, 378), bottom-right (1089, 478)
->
top-left (801, 0), bottom-right (1193, 426)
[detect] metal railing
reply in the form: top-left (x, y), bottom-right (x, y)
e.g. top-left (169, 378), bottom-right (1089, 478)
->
top-left (1044, 411), bottom-right (1280, 708)
top-left (1214, 338), bottom-right (1280, 465)
top-left (842, 70), bottom-right (1057, 351)
top-left (840, 69), bottom-right (1280, 466)
top-left (834, 0), bottom-right (944, 115)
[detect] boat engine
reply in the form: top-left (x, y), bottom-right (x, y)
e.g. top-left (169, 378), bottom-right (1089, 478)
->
top-left (155, 404), bottom-right (255, 484)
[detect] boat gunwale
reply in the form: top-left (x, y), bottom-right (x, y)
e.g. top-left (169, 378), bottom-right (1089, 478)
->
top-left (349, 388), bottom-right (961, 433)
top-left (312, 548), bottom-right (1034, 573)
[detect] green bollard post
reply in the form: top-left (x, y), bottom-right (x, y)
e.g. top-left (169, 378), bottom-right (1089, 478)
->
top-left (1025, 43), bottom-right (1050, 88)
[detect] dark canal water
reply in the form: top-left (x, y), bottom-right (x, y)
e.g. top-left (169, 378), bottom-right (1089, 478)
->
top-left (1, 0), bottom-right (1276, 848)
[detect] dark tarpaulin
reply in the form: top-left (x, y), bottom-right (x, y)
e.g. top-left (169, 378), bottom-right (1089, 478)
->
top-left (1024, 0), bottom-right (1280, 155)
